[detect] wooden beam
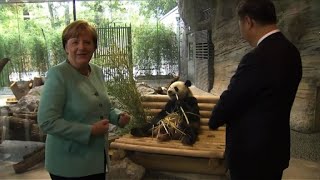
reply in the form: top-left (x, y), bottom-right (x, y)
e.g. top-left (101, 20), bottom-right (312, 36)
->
top-left (128, 152), bottom-right (226, 175)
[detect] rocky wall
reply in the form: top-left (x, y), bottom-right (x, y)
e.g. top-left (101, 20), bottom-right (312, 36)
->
top-left (178, 0), bottom-right (320, 133)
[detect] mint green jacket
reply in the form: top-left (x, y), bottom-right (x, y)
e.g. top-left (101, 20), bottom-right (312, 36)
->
top-left (38, 61), bottom-right (121, 177)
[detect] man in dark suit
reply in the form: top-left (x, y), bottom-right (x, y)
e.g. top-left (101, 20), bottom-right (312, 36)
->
top-left (208, 0), bottom-right (302, 179)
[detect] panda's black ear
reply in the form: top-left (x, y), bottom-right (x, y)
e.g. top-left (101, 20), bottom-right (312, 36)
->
top-left (185, 80), bottom-right (192, 87)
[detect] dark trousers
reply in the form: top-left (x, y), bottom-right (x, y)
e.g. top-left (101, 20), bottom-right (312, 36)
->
top-left (49, 150), bottom-right (107, 180)
top-left (50, 173), bottom-right (105, 180)
top-left (229, 167), bottom-right (283, 180)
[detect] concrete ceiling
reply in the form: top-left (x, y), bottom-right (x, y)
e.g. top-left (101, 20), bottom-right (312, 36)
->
top-left (0, 0), bottom-right (123, 3)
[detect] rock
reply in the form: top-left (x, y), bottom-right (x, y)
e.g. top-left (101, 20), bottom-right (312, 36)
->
top-left (110, 149), bottom-right (126, 161)
top-left (109, 157), bottom-right (145, 180)
top-left (10, 86), bottom-right (43, 114)
top-left (136, 82), bottom-right (156, 95)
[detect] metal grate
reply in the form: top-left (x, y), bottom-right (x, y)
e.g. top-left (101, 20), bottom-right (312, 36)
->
top-left (200, 8), bottom-right (214, 22)
top-left (194, 30), bottom-right (214, 92)
top-left (94, 24), bottom-right (132, 81)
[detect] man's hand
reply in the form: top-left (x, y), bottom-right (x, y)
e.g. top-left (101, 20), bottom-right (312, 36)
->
top-left (91, 119), bottom-right (109, 136)
top-left (118, 112), bottom-right (131, 128)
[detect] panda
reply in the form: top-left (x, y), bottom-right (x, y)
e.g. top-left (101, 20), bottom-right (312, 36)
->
top-left (131, 80), bottom-right (200, 145)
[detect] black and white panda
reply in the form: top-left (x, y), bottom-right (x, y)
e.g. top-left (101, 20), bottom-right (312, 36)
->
top-left (131, 80), bottom-right (200, 145)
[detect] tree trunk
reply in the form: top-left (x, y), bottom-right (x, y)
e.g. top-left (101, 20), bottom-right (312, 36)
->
top-left (0, 58), bottom-right (10, 74)
top-left (10, 81), bottom-right (32, 100)
top-left (32, 77), bottom-right (44, 88)
top-left (0, 116), bottom-right (35, 142)
top-left (48, 2), bottom-right (55, 28)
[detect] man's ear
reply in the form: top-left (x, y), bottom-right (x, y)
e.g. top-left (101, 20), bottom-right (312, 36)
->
top-left (245, 16), bottom-right (254, 29)
top-left (64, 46), bottom-right (69, 54)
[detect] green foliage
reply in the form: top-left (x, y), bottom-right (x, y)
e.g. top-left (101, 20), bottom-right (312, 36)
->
top-left (48, 31), bottom-right (66, 66)
top-left (133, 23), bottom-right (178, 75)
top-left (78, 0), bottom-right (127, 26)
top-left (139, 0), bottom-right (177, 18)
top-left (0, 66), bottom-right (10, 87)
top-left (30, 36), bottom-right (48, 75)
top-left (100, 45), bottom-right (147, 134)
top-left (0, 1), bottom-right (179, 88)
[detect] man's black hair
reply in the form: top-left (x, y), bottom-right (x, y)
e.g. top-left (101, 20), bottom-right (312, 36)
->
top-left (237, 0), bottom-right (277, 25)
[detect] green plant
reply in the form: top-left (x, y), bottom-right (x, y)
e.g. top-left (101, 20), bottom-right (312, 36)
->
top-left (96, 44), bottom-right (146, 135)
top-left (133, 23), bottom-right (178, 75)
top-left (30, 36), bottom-right (48, 74)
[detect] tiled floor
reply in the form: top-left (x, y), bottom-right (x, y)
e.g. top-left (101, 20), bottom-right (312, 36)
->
top-left (0, 158), bottom-right (319, 180)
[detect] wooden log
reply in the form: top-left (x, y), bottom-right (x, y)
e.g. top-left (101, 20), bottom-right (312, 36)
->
top-left (128, 152), bottom-right (226, 175)
top-left (32, 77), bottom-right (44, 88)
top-left (141, 95), bottom-right (169, 102)
top-left (30, 124), bottom-right (46, 142)
top-left (142, 102), bottom-right (166, 109)
top-left (0, 106), bottom-right (13, 116)
top-left (0, 116), bottom-right (36, 127)
top-left (194, 96), bottom-right (219, 103)
top-left (13, 146), bottom-right (45, 173)
top-left (111, 142), bottom-right (224, 158)
top-left (199, 110), bottom-right (212, 118)
top-left (23, 145), bottom-right (45, 160)
top-left (10, 81), bottom-right (31, 100)
top-left (198, 103), bottom-right (215, 111)
top-left (200, 118), bottom-right (209, 125)
top-left (144, 109), bottom-right (213, 118)
top-left (13, 112), bottom-right (37, 121)
top-left (114, 138), bottom-right (225, 151)
top-left (141, 95), bottom-right (219, 104)
top-left (116, 136), bottom-right (226, 147)
top-left (0, 116), bottom-right (43, 142)
top-left (142, 102), bottom-right (215, 111)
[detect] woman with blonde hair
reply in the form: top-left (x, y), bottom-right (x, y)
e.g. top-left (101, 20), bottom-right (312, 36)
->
top-left (38, 20), bottom-right (130, 179)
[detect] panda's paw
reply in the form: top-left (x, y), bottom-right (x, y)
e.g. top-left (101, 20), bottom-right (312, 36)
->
top-left (130, 128), bottom-right (150, 137)
top-left (157, 133), bottom-right (171, 142)
top-left (181, 135), bottom-right (196, 145)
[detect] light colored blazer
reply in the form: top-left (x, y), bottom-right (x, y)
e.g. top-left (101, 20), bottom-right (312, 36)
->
top-left (38, 61), bottom-right (121, 177)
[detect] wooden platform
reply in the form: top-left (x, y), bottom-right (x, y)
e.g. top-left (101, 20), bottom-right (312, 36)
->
top-left (110, 95), bottom-right (226, 175)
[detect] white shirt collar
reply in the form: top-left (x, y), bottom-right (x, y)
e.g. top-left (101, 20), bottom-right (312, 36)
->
top-left (257, 29), bottom-right (280, 46)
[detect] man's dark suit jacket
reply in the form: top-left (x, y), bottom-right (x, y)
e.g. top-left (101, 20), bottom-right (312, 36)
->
top-left (209, 32), bottom-right (302, 171)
